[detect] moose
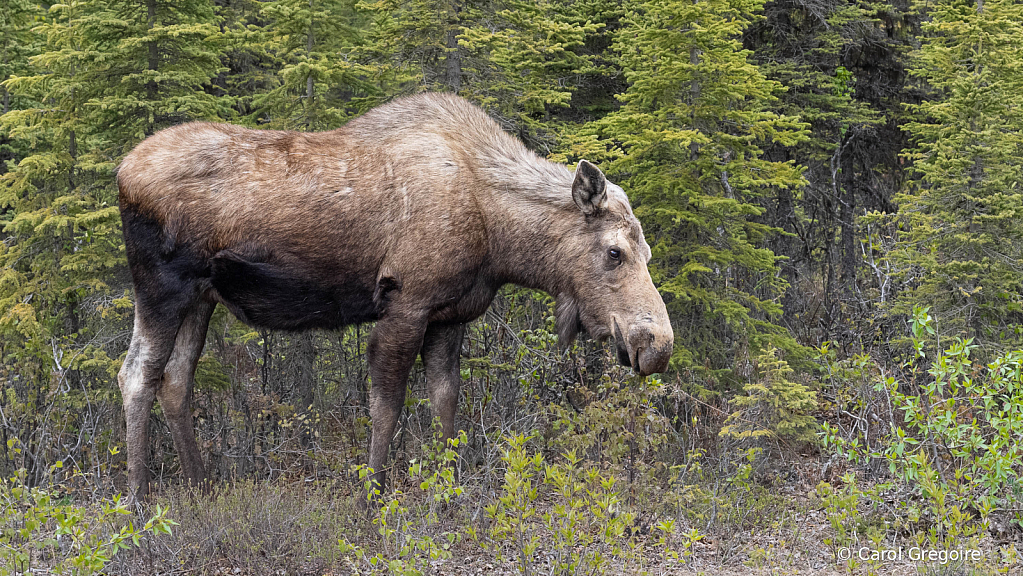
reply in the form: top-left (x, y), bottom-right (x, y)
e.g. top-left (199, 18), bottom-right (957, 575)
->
top-left (116, 93), bottom-right (674, 501)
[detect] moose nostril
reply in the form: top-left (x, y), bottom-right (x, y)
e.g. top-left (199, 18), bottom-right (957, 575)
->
top-left (637, 345), bottom-right (671, 376)
top-left (628, 323), bottom-right (655, 349)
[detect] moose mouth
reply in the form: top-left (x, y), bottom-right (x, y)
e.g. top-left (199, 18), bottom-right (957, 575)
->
top-left (612, 318), bottom-right (635, 370)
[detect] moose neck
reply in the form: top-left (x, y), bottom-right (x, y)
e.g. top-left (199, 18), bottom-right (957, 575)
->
top-left (479, 164), bottom-right (580, 298)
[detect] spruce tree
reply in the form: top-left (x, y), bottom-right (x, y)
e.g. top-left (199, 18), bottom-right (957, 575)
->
top-left (720, 346), bottom-right (816, 444)
top-left (458, 0), bottom-right (601, 148)
top-left (895, 0), bottom-right (1023, 344)
top-left (1, 0), bottom-right (122, 483)
top-left (745, 0), bottom-right (881, 306)
top-left (593, 0), bottom-right (810, 381)
top-left (0, 0), bottom-right (228, 480)
top-left (356, 0), bottom-right (464, 96)
top-left (254, 0), bottom-right (376, 129)
top-left (0, 0), bottom-right (41, 176)
top-left (214, 0), bottom-right (279, 120)
top-left (84, 0), bottom-right (228, 145)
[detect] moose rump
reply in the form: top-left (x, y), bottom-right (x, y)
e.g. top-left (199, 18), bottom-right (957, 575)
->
top-left (116, 93), bottom-right (673, 501)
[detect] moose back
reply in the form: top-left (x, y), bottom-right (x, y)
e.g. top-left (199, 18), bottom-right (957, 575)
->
top-left (116, 93), bottom-right (673, 500)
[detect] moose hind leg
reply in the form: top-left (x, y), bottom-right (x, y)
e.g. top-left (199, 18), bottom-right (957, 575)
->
top-left (118, 309), bottom-right (187, 503)
top-left (156, 300), bottom-right (215, 490)
top-left (421, 323), bottom-right (465, 443)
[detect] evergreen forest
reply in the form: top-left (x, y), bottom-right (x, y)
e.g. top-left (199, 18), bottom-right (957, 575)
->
top-left (1, 0), bottom-right (1022, 573)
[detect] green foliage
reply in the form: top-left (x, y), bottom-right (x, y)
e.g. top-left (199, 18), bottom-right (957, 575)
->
top-left (720, 346), bottom-right (817, 443)
top-left (823, 306), bottom-right (1023, 542)
top-left (482, 433), bottom-right (700, 575)
top-left (485, 435), bottom-right (632, 575)
top-left (817, 476), bottom-right (860, 571)
top-left (251, 0), bottom-right (377, 129)
top-left (548, 374), bottom-right (671, 472)
top-left (590, 0), bottom-right (810, 379)
top-left (0, 470), bottom-right (176, 575)
top-left (341, 430), bottom-right (465, 575)
top-left (748, 0), bottom-right (878, 161)
top-left (0, 0), bottom-right (41, 142)
top-left (458, 0), bottom-right (601, 143)
top-left (816, 474), bottom-right (888, 575)
top-left (894, 0), bottom-right (1023, 343)
top-left (3, 0), bottom-right (1022, 570)
top-left (194, 355), bottom-right (233, 393)
top-left (484, 434), bottom-right (545, 573)
top-left (355, 0), bottom-right (461, 96)
top-left (746, 0), bottom-right (907, 357)
top-left (0, 0), bottom-right (229, 481)
top-left (407, 425), bottom-right (466, 514)
top-left (78, 0), bottom-right (229, 144)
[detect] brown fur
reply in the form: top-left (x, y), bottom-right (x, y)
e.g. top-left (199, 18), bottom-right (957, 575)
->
top-left (116, 93), bottom-right (673, 501)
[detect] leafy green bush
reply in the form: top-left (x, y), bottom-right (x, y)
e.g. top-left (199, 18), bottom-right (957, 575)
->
top-left (816, 474), bottom-right (888, 575)
top-left (339, 430), bottom-right (466, 576)
top-left (546, 372), bottom-right (672, 502)
top-left (822, 306), bottom-right (1023, 560)
top-left (0, 469), bottom-right (175, 576)
top-left (481, 433), bottom-right (700, 576)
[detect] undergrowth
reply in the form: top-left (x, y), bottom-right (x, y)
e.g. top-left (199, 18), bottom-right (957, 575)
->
top-left (0, 468), bottom-right (174, 576)
top-left (7, 316), bottom-right (1022, 575)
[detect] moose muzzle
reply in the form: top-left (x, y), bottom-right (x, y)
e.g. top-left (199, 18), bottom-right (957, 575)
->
top-left (614, 314), bottom-right (673, 376)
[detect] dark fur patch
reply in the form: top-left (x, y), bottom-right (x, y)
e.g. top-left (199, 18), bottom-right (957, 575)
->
top-left (612, 318), bottom-right (633, 368)
top-left (555, 295), bottom-right (583, 345)
top-left (210, 250), bottom-right (378, 331)
top-left (120, 204), bottom-right (209, 320)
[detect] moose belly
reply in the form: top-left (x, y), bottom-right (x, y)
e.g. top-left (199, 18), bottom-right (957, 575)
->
top-left (209, 249), bottom-right (378, 331)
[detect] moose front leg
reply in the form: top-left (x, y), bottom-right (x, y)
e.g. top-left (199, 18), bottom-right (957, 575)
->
top-left (365, 315), bottom-right (428, 496)
top-left (421, 323), bottom-right (465, 442)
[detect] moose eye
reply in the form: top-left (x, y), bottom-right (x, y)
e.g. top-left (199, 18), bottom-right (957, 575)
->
top-left (608, 247), bottom-right (621, 261)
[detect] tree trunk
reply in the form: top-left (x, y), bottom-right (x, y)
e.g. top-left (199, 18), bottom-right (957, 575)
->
top-left (840, 145), bottom-right (857, 299)
top-left (689, 45), bottom-right (701, 161)
top-left (0, 87), bottom-right (8, 176)
top-left (293, 332), bottom-right (317, 447)
top-left (67, 129), bottom-right (76, 190)
top-left (146, 0), bottom-right (159, 133)
top-left (775, 182), bottom-right (800, 319)
top-left (444, 2), bottom-right (462, 92)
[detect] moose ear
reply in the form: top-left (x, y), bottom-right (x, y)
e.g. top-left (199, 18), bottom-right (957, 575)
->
top-left (572, 160), bottom-right (608, 215)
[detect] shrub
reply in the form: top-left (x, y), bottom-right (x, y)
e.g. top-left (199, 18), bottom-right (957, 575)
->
top-left (822, 306), bottom-right (1023, 560)
top-left (481, 433), bottom-right (700, 576)
top-left (0, 469), bottom-right (174, 576)
top-left (720, 345), bottom-right (817, 445)
top-left (338, 430), bottom-right (466, 576)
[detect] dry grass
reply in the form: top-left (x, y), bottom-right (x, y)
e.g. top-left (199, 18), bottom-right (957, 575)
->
top-left (99, 456), bottom-right (1017, 576)
top-left (111, 479), bottom-right (361, 575)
